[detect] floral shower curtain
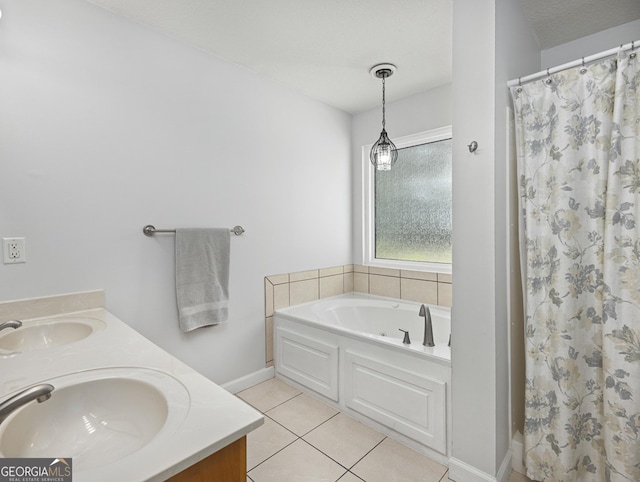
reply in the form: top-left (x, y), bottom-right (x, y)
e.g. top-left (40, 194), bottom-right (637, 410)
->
top-left (510, 49), bottom-right (639, 481)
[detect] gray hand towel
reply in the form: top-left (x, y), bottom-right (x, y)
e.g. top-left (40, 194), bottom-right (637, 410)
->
top-left (175, 228), bottom-right (230, 332)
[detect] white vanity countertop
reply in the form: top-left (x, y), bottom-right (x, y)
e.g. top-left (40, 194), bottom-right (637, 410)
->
top-left (0, 308), bottom-right (263, 481)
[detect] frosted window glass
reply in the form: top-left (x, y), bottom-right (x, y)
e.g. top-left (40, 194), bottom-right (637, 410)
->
top-left (375, 138), bottom-right (452, 264)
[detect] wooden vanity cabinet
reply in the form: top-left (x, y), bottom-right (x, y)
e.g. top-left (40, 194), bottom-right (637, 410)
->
top-left (167, 436), bottom-right (246, 482)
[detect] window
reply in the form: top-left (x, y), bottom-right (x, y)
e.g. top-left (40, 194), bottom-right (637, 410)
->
top-left (363, 127), bottom-right (452, 273)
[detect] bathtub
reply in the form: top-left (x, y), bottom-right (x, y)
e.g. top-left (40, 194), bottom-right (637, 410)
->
top-left (274, 292), bottom-right (451, 461)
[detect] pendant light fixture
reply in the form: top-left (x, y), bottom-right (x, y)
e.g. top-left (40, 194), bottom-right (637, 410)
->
top-left (369, 63), bottom-right (398, 171)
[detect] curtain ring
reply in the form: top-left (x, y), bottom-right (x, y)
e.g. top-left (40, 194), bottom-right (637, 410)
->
top-left (517, 77), bottom-right (522, 93)
top-left (545, 68), bottom-right (552, 84)
top-left (580, 57), bottom-right (587, 74)
top-left (631, 41), bottom-right (637, 59)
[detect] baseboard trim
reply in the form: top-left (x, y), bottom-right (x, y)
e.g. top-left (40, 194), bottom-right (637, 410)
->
top-left (497, 450), bottom-right (513, 482)
top-left (512, 431), bottom-right (525, 474)
top-left (221, 366), bottom-right (275, 394)
top-left (449, 450), bottom-right (512, 482)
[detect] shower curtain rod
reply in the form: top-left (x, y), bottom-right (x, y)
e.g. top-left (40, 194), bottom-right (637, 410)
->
top-left (507, 39), bottom-right (639, 88)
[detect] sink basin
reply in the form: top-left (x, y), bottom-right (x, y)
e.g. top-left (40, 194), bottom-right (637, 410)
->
top-left (0, 317), bottom-right (105, 352)
top-left (0, 368), bottom-right (190, 470)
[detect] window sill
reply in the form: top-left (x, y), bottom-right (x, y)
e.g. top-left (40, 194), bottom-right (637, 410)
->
top-left (364, 258), bottom-right (452, 275)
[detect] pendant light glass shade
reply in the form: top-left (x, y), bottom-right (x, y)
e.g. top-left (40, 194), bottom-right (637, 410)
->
top-left (369, 64), bottom-right (398, 171)
top-left (370, 128), bottom-right (397, 171)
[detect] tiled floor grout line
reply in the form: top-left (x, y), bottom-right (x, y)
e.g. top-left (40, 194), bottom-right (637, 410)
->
top-left (247, 409), bottom-right (341, 476)
top-left (298, 410), bottom-right (341, 436)
top-left (248, 407), bottom-right (384, 481)
top-left (293, 438), bottom-right (352, 481)
top-left (246, 437), bottom-right (297, 473)
top-left (300, 434), bottom-right (388, 482)
top-left (262, 391), bottom-right (303, 412)
top-left (312, 434), bottom-right (386, 473)
top-left (242, 379), bottom-right (457, 482)
top-left (347, 436), bottom-right (387, 469)
top-left (248, 396), bottom-right (379, 481)
top-left (298, 437), bottom-right (350, 470)
top-left (294, 423), bottom-right (389, 481)
top-left (340, 472), bottom-right (366, 482)
top-left (235, 386), bottom-right (303, 413)
top-left (246, 413), bottom-right (299, 473)
top-left (262, 407), bottom-right (338, 439)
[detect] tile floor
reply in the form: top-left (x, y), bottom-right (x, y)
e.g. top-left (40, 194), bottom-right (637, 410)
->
top-left (237, 378), bottom-right (533, 482)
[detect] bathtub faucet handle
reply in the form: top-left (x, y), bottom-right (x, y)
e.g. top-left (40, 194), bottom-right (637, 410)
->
top-left (399, 329), bottom-right (411, 344)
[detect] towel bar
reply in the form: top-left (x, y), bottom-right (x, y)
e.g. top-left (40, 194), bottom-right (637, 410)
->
top-left (143, 225), bottom-right (245, 236)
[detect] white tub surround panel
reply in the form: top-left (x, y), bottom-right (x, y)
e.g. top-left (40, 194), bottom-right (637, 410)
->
top-left (273, 293), bottom-right (451, 464)
top-left (277, 327), bottom-right (340, 401)
top-left (344, 350), bottom-right (447, 455)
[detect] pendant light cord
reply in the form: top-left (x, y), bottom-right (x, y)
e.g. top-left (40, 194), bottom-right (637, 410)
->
top-left (381, 75), bottom-right (386, 130)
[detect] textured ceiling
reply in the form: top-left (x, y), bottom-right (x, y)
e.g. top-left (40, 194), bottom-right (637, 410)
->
top-left (83, 0), bottom-right (640, 113)
top-left (519, 0), bottom-right (640, 49)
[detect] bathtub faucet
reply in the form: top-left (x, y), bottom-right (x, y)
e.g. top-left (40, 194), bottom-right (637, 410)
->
top-left (0, 320), bottom-right (22, 332)
top-left (419, 304), bottom-right (434, 347)
top-left (0, 383), bottom-right (54, 425)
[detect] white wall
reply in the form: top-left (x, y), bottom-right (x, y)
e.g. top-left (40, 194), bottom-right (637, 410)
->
top-left (0, 0), bottom-right (352, 385)
top-left (450, 0), bottom-right (538, 480)
top-left (494, 0), bottom-right (540, 466)
top-left (450, 0), bottom-right (499, 476)
top-left (542, 19), bottom-right (640, 68)
top-left (351, 85), bottom-right (452, 263)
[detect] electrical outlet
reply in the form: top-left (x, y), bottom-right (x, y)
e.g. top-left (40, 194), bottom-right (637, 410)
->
top-left (3, 237), bottom-right (26, 264)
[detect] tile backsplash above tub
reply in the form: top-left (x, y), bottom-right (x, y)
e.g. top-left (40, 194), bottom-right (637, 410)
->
top-left (264, 265), bottom-right (452, 365)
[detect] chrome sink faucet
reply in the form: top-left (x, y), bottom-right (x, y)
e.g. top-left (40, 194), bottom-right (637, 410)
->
top-left (0, 384), bottom-right (54, 425)
top-left (0, 320), bottom-right (22, 332)
top-left (419, 304), bottom-right (434, 347)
